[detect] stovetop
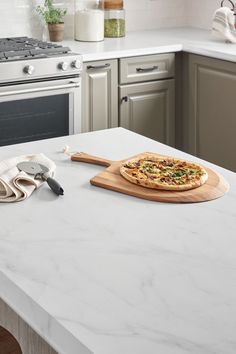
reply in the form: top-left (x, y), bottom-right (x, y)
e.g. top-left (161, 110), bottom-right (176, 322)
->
top-left (0, 36), bottom-right (82, 83)
top-left (0, 37), bottom-right (70, 61)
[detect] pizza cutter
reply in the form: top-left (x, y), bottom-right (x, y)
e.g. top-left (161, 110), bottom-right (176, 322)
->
top-left (17, 161), bottom-right (64, 196)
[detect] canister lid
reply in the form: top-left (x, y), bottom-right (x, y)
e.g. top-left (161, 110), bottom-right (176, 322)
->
top-left (103, 0), bottom-right (124, 9)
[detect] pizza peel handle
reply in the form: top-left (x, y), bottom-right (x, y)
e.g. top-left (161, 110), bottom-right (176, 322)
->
top-left (71, 152), bottom-right (114, 167)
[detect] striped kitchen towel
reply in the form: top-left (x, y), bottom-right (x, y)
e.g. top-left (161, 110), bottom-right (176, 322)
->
top-left (212, 6), bottom-right (236, 43)
top-left (0, 154), bottom-right (56, 202)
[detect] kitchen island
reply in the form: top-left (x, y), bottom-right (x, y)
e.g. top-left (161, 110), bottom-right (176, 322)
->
top-left (0, 128), bottom-right (236, 354)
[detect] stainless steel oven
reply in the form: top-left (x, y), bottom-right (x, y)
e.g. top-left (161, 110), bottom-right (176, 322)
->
top-left (0, 76), bottom-right (81, 146)
top-left (0, 37), bottom-right (82, 146)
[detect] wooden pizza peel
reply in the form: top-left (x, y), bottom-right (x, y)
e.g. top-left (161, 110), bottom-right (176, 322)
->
top-left (71, 152), bottom-right (229, 203)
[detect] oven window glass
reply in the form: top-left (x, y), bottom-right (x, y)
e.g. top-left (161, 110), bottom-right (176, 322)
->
top-left (0, 94), bottom-right (69, 146)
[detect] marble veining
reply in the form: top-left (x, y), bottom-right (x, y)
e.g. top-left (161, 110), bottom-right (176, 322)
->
top-left (0, 128), bottom-right (236, 354)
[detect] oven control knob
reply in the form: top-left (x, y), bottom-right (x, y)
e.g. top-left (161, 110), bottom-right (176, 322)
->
top-left (58, 62), bottom-right (69, 71)
top-left (23, 65), bottom-right (35, 75)
top-left (71, 59), bottom-right (82, 69)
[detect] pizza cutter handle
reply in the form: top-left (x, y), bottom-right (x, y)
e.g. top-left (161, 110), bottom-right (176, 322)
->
top-left (71, 152), bottom-right (113, 167)
top-left (45, 177), bottom-right (64, 196)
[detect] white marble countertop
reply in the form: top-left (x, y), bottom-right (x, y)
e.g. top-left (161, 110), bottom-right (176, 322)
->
top-left (1, 128), bottom-right (236, 354)
top-left (63, 27), bottom-right (236, 63)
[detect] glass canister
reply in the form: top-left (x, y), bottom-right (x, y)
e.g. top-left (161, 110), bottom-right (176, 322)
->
top-left (104, 8), bottom-right (125, 37)
top-left (75, 1), bottom-right (104, 42)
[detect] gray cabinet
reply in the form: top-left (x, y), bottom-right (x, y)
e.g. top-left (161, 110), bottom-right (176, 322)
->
top-left (82, 59), bottom-right (118, 132)
top-left (119, 80), bottom-right (175, 145)
top-left (119, 54), bottom-right (175, 146)
top-left (186, 54), bottom-right (236, 171)
top-left (82, 54), bottom-right (175, 146)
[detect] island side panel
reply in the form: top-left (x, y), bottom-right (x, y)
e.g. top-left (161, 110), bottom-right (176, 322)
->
top-left (0, 297), bottom-right (58, 354)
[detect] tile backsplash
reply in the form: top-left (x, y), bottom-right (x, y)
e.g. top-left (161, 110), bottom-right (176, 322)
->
top-left (186, 0), bottom-right (220, 29)
top-left (124, 0), bottom-right (186, 31)
top-left (0, 0), bottom-right (225, 40)
top-left (0, 0), bottom-right (75, 39)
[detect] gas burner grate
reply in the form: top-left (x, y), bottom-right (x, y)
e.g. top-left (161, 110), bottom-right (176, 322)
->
top-left (0, 37), bottom-right (71, 60)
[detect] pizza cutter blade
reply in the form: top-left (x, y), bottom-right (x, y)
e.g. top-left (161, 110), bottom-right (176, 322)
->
top-left (17, 161), bottom-right (64, 196)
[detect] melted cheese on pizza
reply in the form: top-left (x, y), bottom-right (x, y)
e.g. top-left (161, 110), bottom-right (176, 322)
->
top-left (123, 159), bottom-right (205, 186)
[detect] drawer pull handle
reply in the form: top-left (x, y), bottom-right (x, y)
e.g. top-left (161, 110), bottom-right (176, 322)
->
top-left (136, 65), bottom-right (158, 73)
top-left (87, 64), bottom-right (111, 70)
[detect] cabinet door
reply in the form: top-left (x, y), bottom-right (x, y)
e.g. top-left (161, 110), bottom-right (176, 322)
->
top-left (119, 79), bottom-right (175, 146)
top-left (82, 59), bottom-right (118, 132)
top-left (188, 54), bottom-right (236, 171)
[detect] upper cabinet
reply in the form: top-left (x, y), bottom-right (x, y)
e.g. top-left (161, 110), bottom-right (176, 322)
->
top-left (82, 59), bottom-right (118, 132)
top-left (184, 54), bottom-right (236, 171)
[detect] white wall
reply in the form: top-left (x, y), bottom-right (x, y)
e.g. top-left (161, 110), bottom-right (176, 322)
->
top-left (186, 0), bottom-right (221, 30)
top-left (0, 0), bottom-right (74, 39)
top-left (0, 0), bottom-right (41, 38)
top-left (124, 0), bottom-right (186, 31)
top-left (0, 0), bottom-right (186, 40)
top-left (76, 0), bottom-right (186, 31)
top-left (0, 0), bottom-right (229, 40)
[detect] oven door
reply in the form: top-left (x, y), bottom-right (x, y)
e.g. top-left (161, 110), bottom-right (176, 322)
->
top-left (0, 77), bottom-right (81, 146)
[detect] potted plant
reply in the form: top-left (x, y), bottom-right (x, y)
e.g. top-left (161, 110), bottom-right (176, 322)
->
top-left (36, 0), bottom-right (67, 42)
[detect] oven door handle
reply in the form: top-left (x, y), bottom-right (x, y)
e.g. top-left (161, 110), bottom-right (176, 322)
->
top-left (0, 81), bottom-right (80, 97)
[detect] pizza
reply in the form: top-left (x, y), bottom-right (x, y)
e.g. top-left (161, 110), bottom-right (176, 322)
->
top-left (120, 154), bottom-right (208, 191)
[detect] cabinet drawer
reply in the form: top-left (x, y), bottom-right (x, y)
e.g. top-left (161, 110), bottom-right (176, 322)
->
top-left (119, 53), bottom-right (175, 84)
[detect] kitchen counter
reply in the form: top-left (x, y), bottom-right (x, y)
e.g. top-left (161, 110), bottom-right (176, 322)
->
top-left (64, 27), bottom-right (236, 63)
top-left (1, 128), bottom-right (236, 354)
